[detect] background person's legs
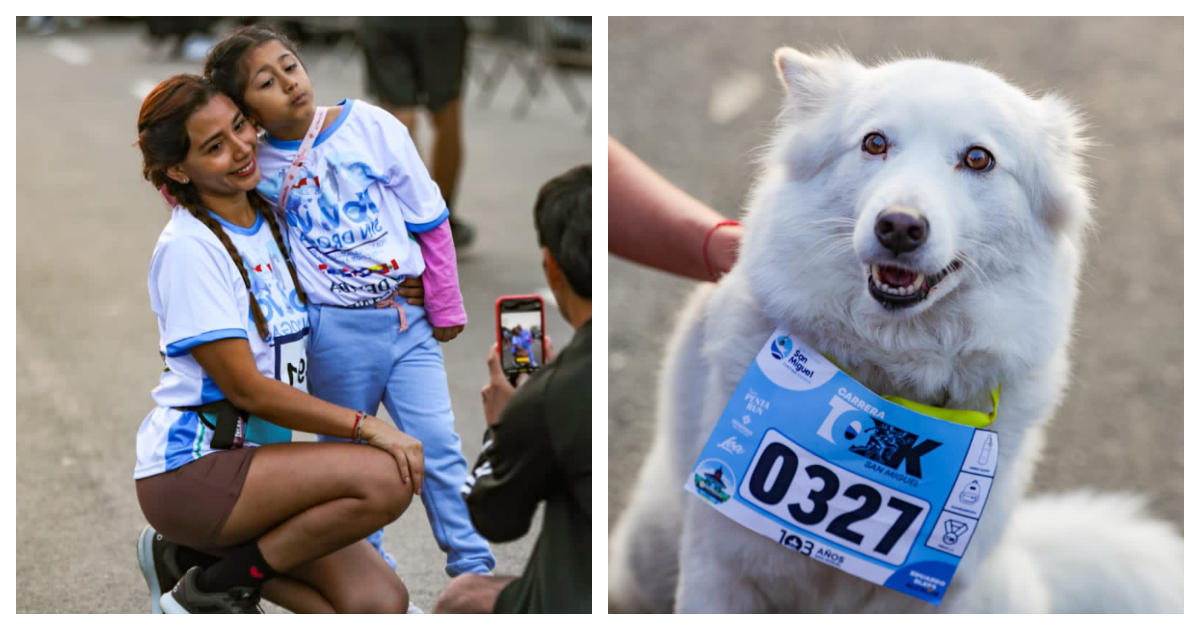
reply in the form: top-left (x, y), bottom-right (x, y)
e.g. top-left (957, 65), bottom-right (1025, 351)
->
top-left (429, 98), bottom-right (463, 215)
top-left (361, 18), bottom-right (475, 247)
top-left (417, 21), bottom-right (473, 246)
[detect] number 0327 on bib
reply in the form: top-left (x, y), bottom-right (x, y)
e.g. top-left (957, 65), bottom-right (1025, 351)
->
top-left (685, 329), bottom-right (999, 606)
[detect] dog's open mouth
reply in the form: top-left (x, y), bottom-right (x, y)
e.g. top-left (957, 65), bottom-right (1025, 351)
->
top-left (868, 260), bottom-right (963, 308)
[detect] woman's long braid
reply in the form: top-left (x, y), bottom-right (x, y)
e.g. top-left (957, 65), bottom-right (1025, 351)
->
top-left (255, 193), bottom-right (309, 307)
top-left (136, 74), bottom-right (274, 341)
top-left (184, 205), bottom-right (272, 341)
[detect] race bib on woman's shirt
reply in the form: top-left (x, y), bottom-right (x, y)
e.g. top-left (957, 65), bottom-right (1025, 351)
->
top-left (274, 329), bottom-right (309, 393)
top-left (686, 329), bottom-right (999, 606)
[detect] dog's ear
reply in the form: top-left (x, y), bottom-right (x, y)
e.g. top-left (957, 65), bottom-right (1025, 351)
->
top-left (1034, 93), bottom-right (1093, 237)
top-left (774, 47), bottom-right (860, 112)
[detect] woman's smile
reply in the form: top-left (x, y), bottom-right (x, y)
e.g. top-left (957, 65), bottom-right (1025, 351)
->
top-left (230, 157), bottom-right (257, 178)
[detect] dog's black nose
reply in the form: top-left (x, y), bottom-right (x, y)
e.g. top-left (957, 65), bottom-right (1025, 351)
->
top-left (875, 208), bottom-right (929, 255)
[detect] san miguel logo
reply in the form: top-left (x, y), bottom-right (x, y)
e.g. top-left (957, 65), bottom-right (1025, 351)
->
top-left (817, 391), bottom-right (941, 479)
top-left (769, 335), bottom-right (817, 379)
top-left (770, 335), bottom-right (794, 360)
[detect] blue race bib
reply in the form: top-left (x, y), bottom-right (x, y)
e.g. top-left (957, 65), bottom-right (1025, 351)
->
top-left (686, 329), bottom-right (999, 606)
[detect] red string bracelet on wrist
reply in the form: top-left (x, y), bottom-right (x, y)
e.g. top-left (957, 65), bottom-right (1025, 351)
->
top-left (703, 220), bottom-right (742, 281)
top-left (352, 411), bottom-right (365, 444)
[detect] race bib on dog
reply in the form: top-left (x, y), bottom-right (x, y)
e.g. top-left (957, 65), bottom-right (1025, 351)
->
top-left (686, 329), bottom-right (998, 606)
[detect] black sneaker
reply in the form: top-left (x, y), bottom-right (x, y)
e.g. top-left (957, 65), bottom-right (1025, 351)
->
top-left (137, 525), bottom-right (186, 614)
top-left (160, 566), bottom-right (263, 614)
top-left (449, 216), bottom-right (476, 250)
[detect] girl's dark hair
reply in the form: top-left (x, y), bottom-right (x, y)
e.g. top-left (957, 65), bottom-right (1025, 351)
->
top-left (137, 73), bottom-right (308, 341)
top-left (204, 24), bottom-right (302, 115)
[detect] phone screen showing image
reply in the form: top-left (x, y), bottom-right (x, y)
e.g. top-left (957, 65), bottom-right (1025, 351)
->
top-left (498, 297), bottom-right (545, 380)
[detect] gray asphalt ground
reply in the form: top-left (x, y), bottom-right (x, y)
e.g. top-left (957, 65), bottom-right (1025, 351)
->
top-left (609, 15), bottom-right (1183, 559)
top-left (15, 19), bottom-right (589, 613)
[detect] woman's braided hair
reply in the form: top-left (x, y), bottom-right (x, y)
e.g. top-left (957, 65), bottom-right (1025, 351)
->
top-left (137, 73), bottom-right (308, 341)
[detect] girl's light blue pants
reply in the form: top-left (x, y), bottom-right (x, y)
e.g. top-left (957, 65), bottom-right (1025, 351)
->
top-left (307, 301), bottom-right (495, 576)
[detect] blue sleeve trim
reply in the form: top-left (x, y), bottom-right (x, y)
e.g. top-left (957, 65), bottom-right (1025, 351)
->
top-left (165, 328), bottom-right (248, 357)
top-left (405, 207), bottom-right (450, 234)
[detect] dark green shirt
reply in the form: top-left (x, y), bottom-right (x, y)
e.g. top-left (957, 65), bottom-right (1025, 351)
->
top-left (465, 320), bottom-right (592, 613)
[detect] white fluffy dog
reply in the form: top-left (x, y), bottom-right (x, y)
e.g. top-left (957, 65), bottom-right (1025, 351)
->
top-left (609, 48), bottom-right (1183, 613)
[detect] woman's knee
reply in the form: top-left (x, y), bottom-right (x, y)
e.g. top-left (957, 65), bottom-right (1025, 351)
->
top-left (355, 451), bottom-right (415, 524)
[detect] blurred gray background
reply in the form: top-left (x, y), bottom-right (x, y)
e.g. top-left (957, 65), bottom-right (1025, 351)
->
top-left (609, 16), bottom-right (1183, 546)
top-left (16, 17), bottom-right (590, 613)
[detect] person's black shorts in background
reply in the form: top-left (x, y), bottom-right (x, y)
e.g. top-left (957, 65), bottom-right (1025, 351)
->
top-left (359, 17), bottom-right (468, 112)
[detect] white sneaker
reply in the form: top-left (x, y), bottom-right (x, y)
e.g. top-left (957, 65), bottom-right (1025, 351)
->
top-left (407, 602), bottom-right (425, 614)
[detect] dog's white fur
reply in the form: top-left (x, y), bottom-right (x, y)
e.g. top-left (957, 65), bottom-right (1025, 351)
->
top-left (609, 48), bottom-right (1183, 613)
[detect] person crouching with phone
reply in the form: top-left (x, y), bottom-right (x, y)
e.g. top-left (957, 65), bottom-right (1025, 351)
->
top-left (435, 165), bottom-right (592, 614)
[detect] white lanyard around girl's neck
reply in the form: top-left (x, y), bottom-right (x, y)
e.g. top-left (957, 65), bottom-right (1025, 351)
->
top-left (276, 106), bottom-right (328, 211)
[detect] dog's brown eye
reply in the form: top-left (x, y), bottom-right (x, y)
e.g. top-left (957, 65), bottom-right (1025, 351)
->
top-left (963, 146), bottom-right (994, 171)
top-left (862, 132), bottom-right (888, 156)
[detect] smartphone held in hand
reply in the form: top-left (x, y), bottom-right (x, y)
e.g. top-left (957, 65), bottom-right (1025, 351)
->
top-left (496, 295), bottom-right (546, 385)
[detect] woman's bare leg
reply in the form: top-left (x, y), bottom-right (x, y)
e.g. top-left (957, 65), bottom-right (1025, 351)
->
top-left (285, 539), bottom-right (408, 613)
top-left (214, 442), bottom-right (414, 573)
top-left (261, 575), bottom-right (335, 613)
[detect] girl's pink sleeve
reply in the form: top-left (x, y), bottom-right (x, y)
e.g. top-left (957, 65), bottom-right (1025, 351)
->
top-left (415, 220), bottom-right (467, 328)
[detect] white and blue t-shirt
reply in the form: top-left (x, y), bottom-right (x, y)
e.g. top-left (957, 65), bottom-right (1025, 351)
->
top-left (256, 99), bottom-right (450, 308)
top-left (134, 206), bottom-right (310, 480)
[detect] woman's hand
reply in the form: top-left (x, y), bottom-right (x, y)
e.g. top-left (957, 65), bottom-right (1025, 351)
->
top-left (394, 275), bottom-right (425, 306)
top-left (361, 416), bottom-right (425, 495)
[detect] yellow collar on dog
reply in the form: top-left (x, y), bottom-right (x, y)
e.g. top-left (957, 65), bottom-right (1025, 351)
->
top-left (882, 386), bottom-right (1000, 428)
top-left (824, 356), bottom-right (1000, 428)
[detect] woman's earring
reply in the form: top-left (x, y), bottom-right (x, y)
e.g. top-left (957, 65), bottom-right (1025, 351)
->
top-left (182, 178), bottom-right (189, 184)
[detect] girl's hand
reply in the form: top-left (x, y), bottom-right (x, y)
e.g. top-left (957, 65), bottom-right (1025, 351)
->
top-left (433, 325), bottom-right (464, 342)
top-left (395, 275), bottom-right (425, 306)
top-left (361, 416), bottom-right (425, 495)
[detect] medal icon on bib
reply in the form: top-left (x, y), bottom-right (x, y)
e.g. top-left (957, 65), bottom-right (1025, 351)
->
top-left (943, 519), bottom-right (969, 545)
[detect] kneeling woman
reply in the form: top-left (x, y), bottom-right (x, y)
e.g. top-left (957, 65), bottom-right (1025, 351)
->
top-left (134, 74), bottom-right (422, 613)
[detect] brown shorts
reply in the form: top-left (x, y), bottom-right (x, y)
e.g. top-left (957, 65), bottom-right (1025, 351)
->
top-left (136, 447), bottom-right (257, 553)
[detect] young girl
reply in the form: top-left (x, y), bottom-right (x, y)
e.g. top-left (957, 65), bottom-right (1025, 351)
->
top-left (204, 25), bottom-right (495, 578)
top-left (134, 74), bottom-right (424, 613)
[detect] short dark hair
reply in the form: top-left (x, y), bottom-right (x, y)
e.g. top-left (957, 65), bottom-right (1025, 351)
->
top-left (534, 165), bottom-right (591, 299)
